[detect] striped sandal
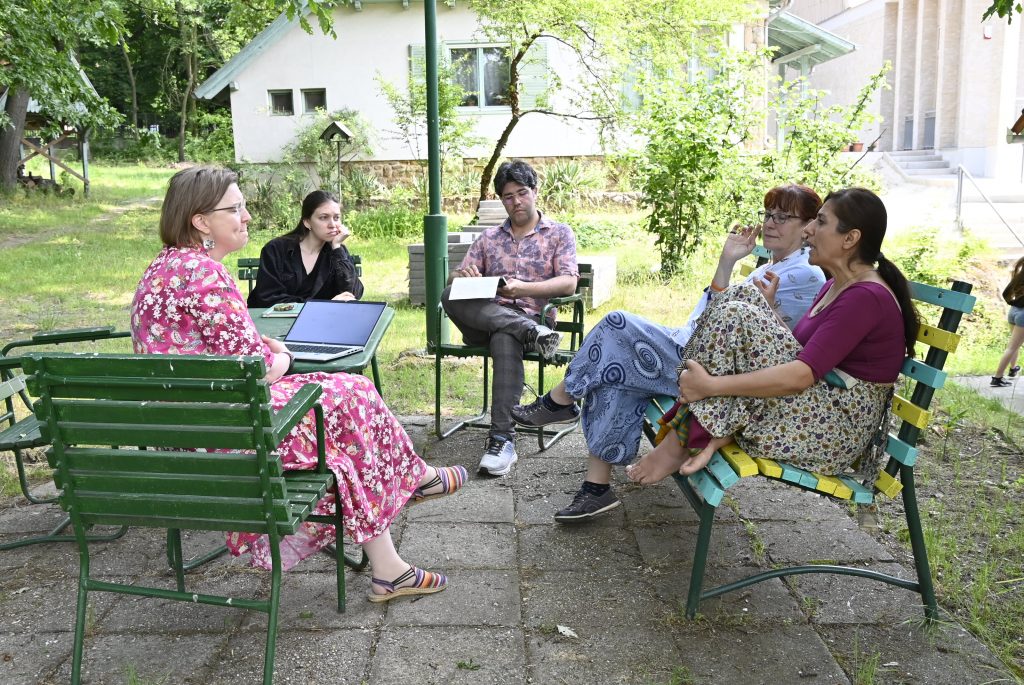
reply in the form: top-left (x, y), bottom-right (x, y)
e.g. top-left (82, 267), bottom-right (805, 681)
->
top-left (368, 565), bottom-right (448, 603)
top-left (411, 465), bottom-right (468, 503)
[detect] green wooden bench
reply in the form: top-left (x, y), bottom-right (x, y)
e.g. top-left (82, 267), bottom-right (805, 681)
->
top-left (434, 263), bottom-right (591, 450)
top-left (24, 352), bottom-right (361, 685)
top-left (0, 327), bottom-right (132, 551)
top-left (642, 279), bottom-right (975, 620)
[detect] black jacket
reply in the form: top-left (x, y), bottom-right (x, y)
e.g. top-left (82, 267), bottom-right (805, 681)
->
top-left (247, 236), bottom-right (364, 308)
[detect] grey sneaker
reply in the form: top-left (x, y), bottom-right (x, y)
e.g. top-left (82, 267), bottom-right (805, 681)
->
top-left (478, 435), bottom-right (518, 476)
top-left (554, 487), bottom-right (620, 523)
top-left (511, 395), bottom-right (580, 427)
top-left (530, 325), bottom-right (563, 361)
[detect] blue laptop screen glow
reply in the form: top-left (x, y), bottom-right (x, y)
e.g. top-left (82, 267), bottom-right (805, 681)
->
top-left (284, 301), bottom-right (386, 346)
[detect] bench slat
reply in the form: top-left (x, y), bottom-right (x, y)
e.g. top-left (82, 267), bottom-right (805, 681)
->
top-left (718, 442), bottom-right (758, 477)
top-left (815, 474), bottom-right (853, 499)
top-left (892, 394), bottom-right (931, 429)
top-left (812, 473), bottom-right (839, 495)
top-left (52, 399), bottom-right (271, 428)
top-left (754, 457), bottom-right (783, 478)
top-left (874, 470), bottom-right (903, 498)
top-left (900, 358), bottom-right (947, 390)
top-left (885, 434), bottom-right (918, 466)
top-left (60, 472), bottom-right (291, 499)
top-left (706, 452), bottom-right (740, 489)
top-left (909, 281), bottom-right (977, 313)
top-left (52, 423), bottom-right (260, 450)
top-left (916, 324), bottom-right (960, 353)
top-left (686, 470), bottom-right (725, 507)
top-left (49, 448), bottom-right (284, 477)
top-left (836, 475), bottom-right (874, 504)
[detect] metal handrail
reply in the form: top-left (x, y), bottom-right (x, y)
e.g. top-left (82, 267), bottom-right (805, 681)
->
top-left (955, 165), bottom-right (1024, 248)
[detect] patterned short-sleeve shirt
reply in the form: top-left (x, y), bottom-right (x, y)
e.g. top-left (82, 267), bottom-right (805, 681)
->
top-left (458, 211), bottom-right (578, 318)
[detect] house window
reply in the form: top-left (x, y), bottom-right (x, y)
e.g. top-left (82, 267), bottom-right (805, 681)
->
top-left (302, 89), bottom-right (327, 114)
top-left (450, 45), bottom-right (511, 108)
top-left (268, 90), bottom-right (294, 116)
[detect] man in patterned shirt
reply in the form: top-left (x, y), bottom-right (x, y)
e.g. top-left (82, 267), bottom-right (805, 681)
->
top-left (442, 160), bottom-right (579, 476)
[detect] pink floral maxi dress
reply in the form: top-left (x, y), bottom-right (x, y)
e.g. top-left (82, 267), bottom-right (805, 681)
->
top-left (130, 246), bottom-right (426, 570)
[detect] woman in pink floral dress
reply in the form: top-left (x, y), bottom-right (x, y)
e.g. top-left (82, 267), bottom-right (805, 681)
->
top-left (130, 166), bottom-right (465, 602)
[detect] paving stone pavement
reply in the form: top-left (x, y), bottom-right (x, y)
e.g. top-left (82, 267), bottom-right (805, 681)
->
top-left (0, 416), bottom-right (1014, 684)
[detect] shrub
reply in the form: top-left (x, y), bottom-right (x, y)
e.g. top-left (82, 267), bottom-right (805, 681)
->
top-left (235, 164), bottom-right (311, 236)
top-left (541, 159), bottom-right (604, 211)
top-left (341, 167), bottom-right (385, 208)
top-left (345, 203), bottom-right (422, 240)
top-left (184, 109), bottom-right (235, 163)
top-left (561, 213), bottom-right (627, 249)
top-left (90, 128), bottom-right (176, 164)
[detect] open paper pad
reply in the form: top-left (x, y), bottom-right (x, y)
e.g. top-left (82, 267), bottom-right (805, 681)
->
top-left (449, 276), bottom-right (506, 300)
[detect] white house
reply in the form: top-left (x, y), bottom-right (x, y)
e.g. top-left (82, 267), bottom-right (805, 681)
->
top-left (195, 0), bottom-right (614, 165)
top-left (788, 0), bottom-right (1024, 179)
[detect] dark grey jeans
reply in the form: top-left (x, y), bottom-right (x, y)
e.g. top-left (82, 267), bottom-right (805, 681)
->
top-left (441, 286), bottom-right (539, 438)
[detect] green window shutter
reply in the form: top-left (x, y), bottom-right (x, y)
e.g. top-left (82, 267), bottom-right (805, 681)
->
top-left (519, 40), bottom-right (548, 110)
top-left (409, 44), bottom-right (426, 88)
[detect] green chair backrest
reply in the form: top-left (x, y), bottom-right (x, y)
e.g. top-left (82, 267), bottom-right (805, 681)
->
top-left (24, 353), bottom-right (304, 537)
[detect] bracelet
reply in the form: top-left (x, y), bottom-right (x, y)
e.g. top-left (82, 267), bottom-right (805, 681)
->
top-left (709, 282), bottom-right (727, 292)
top-left (280, 350), bottom-right (295, 373)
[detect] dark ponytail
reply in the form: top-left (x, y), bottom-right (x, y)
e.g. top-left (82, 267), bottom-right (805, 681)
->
top-left (1005, 255), bottom-right (1024, 302)
top-left (824, 188), bottom-right (920, 358)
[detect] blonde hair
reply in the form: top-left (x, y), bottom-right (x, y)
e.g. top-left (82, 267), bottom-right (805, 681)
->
top-left (159, 166), bottom-right (239, 247)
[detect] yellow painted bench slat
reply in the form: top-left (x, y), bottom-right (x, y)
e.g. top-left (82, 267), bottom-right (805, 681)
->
top-left (892, 394), bottom-right (930, 429)
top-left (718, 442), bottom-right (758, 477)
top-left (815, 474), bottom-right (854, 499)
top-left (754, 457), bottom-right (783, 478)
top-left (916, 323), bottom-right (960, 353)
top-left (875, 470), bottom-right (903, 498)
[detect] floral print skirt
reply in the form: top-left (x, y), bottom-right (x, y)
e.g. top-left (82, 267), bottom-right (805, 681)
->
top-left (682, 284), bottom-right (893, 475)
top-left (226, 372), bottom-right (426, 571)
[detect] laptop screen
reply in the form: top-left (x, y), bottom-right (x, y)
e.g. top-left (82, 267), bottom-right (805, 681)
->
top-left (284, 300), bottom-right (387, 346)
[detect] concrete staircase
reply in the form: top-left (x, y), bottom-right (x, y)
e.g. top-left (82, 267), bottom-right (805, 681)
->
top-left (887, 150), bottom-right (955, 179)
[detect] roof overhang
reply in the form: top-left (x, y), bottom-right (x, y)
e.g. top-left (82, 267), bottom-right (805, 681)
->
top-left (767, 10), bottom-right (855, 69)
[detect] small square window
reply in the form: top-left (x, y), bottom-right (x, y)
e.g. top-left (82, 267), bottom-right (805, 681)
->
top-left (302, 89), bottom-right (327, 114)
top-left (268, 90), bottom-right (294, 116)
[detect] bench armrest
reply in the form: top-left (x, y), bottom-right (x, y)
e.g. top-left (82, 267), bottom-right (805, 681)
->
top-left (269, 382), bottom-right (323, 450)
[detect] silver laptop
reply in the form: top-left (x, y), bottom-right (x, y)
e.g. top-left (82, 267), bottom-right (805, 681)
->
top-left (283, 300), bottom-right (388, 362)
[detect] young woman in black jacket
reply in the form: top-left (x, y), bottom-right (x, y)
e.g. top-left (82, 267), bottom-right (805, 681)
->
top-left (247, 190), bottom-right (364, 307)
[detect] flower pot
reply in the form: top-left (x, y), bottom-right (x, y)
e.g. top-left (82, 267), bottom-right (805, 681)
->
top-left (850, 142), bottom-right (864, 152)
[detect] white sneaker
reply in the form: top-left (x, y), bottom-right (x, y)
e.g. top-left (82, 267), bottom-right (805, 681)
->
top-left (531, 325), bottom-right (563, 361)
top-left (478, 435), bottom-right (518, 476)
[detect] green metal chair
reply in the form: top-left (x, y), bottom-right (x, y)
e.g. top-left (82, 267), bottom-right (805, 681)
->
top-left (0, 327), bottom-right (132, 551)
top-left (24, 352), bottom-right (361, 685)
top-left (642, 279), bottom-right (975, 620)
top-left (434, 263), bottom-right (591, 450)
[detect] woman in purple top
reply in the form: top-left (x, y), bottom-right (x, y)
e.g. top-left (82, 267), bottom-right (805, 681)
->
top-left (627, 188), bottom-right (919, 484)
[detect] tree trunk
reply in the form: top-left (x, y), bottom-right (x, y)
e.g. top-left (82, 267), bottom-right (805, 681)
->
top-left (0, 87), bottom-right (30, 191)
top-left (120, 39), bottom-right (139, 130)
top-left (176, 1), bottom-right (196, 163)
top-left (477, 37), bottom-right (536, 203)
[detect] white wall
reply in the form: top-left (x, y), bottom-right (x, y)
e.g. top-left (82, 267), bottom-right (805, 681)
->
top-left (227, 4), bottom-right (604, 163)
top-left (785, 0), bottom-right (888, 147)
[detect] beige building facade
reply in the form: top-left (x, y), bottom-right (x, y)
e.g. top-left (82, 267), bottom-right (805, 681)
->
top-left (789, 0), bottom-right (1024, 178)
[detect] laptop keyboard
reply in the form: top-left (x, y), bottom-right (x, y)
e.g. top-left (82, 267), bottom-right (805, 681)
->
top-left (288, 343), bottom-right (355, 354)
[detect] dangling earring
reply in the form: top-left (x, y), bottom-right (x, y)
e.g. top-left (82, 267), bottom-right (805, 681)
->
top-left (203, 238), bottom-right (216, 250)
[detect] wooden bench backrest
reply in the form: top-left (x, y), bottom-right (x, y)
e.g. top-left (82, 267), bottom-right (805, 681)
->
top-left (23, 353), bottom-right (305, 536)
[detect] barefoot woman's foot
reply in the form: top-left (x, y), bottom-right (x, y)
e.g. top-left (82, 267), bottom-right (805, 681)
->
top-left (677, 437), bottom-right (732, 476)
top-left (626, 444), bottom-right (688, 485)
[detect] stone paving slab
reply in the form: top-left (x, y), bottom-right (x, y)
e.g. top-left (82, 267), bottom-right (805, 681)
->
top-left (0, 415), bottom-right (1016, 684)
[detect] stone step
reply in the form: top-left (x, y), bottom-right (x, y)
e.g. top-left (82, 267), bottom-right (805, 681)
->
top-left (888, 150), bottom-right (941, 157)
top-left (902, 160), bottom-right (950, 169)
top-left (904, 167), bottom-right (955, 175)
